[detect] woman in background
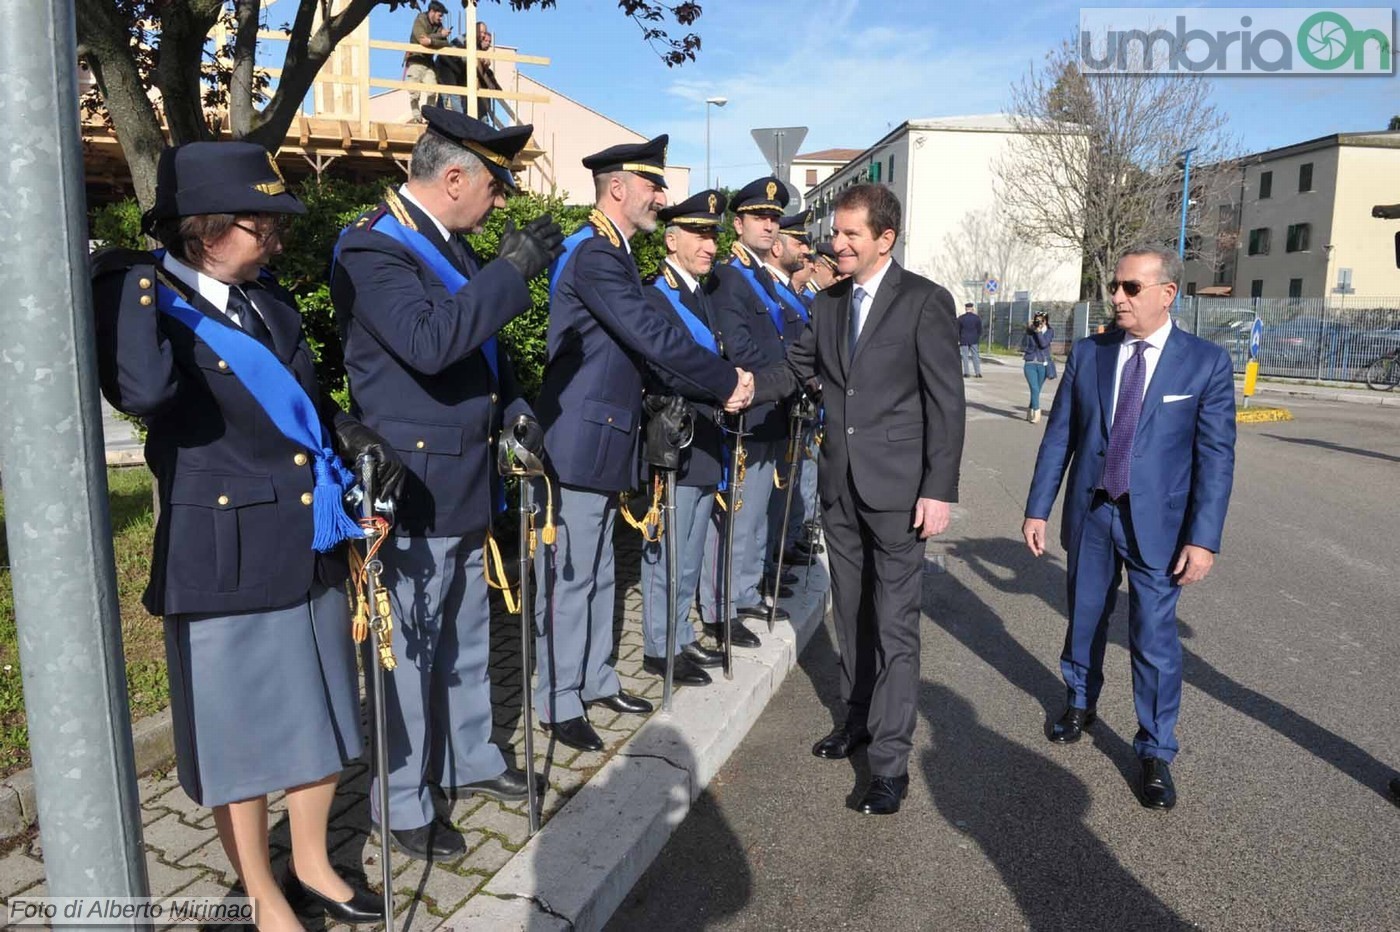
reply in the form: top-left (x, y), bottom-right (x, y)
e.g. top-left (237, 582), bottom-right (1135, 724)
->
top-left (1021, 311), bottom-right (1054, 423)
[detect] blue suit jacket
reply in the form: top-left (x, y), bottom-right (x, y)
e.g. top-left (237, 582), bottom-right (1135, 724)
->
top-left (331, 194), bottom-right (533, 537)
top-left (1025, 326), bottom-right (1237, 569)
top-left (642, 266), bottom-right (726, 489)
top-left (535, 212), bottom-right (738, 492)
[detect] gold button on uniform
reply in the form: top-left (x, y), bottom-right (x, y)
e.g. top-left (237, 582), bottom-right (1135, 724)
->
top-left (300, 492), bottom-right (314, 506)
top-left (139, 295), bottom-right (153, 306)
top-left (490, 393), bottom-right (499, 403)
top-left (416, 440), bottom-right (426, 449)
top-left (217, 495), bottom-right (230, 506)
top-left (138, 278), bottom-right (152, 289)
top-left (217, 360), bottom-right (229, 370)
top-left (293, 453), bottom-right (308, 466)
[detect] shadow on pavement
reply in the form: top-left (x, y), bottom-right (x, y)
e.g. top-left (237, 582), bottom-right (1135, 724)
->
top-left (918, 682), bottom-right (1192, 931)
top-left (604, 721), bottom-right (753, 931)
top-left (1259, 433), bottom-right (1400, 464)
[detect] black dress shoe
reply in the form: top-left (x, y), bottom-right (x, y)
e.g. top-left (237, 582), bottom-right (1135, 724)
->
top-left (544, 716), bottom-right (604, 751)
top-left (452, 766), bottom-right (544, 802)
top-left (388, 818), bottom-right (466, 860)
top-left (1048, 706), bottom-right (1096, 744)
top-left (760, 577), bottom-right (795, 599)
top-left (811, 723), bottom-right (871, 760)
top-left (763, 568), bottom-right (799, 586)
top-left (681, 641), bottom-right (724, 668)
top-left (738, 603), bottom-right (790, 624)
top-left (642, 653), bottom-right (712, 686)
top-left (858, 774), bottom-right (909, 815)
top-left (284, 870), bottom-right (384, 923)
top-left (703, 620), bottom-right (761, 648)
top-left (1139, 757), bottom-right (1177, 810)
top-left (588, 689), bottom-right (654, 715)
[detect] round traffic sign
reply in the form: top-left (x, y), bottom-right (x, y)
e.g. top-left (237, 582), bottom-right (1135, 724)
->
top-left (1249, 317), bottom-right (1263, 359)
top-left (985, 278), bottom-right (999, 295)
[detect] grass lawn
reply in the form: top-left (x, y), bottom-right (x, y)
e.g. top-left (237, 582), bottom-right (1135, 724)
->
top-left (0, 466), bottom-right (167, 777)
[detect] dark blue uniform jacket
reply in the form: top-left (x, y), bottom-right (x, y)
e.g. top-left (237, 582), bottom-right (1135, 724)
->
top-left (331, 194), bottom-right (533, 538)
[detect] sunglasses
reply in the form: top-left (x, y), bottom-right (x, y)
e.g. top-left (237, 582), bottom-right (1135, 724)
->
top-left (232, 217), bottom-right (288, 247)
top-left (1108, 279), bottom-right (1170, 298)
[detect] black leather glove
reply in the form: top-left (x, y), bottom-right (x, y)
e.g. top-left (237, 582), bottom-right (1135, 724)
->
top-left (333, 418), bottom-right (406, 505)
top-left (498, 215), bottom-right (564, 281)
top-left (509, 413), bottom-right (545, 458)
top-left (642, 395), bottom-right (694, 470)
top-left (802, 376), bottom-right (823, 407)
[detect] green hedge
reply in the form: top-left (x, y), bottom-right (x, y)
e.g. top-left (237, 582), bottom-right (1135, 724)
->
top-left (88, 178), bottom-right (721, 404)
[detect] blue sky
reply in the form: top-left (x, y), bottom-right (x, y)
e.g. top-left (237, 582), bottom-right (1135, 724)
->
top-left (356, 0), bottom-right (1398, 194)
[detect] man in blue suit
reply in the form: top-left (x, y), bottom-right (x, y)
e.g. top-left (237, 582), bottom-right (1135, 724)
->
top-left (1023, 245), bottom-right (1236, 811)
top-left (332, 108), bottom-right (563, 859)
top-left (533, 138), bottom-right (753, 752)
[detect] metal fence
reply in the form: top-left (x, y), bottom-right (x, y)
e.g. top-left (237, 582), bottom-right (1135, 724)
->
top-left (976, 296), bottom-right (1400, 383)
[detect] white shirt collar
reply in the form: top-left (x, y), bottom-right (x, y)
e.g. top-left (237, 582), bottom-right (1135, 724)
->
top-left (853, 256), bottom-right (893, 303)
top-left (1122, 317), bottom-right (1174, 353)
top-left (162, 252), bottom-right (233, 315)
top-left (398, 184), bottom-right (452, 242)
top-left (665, 259), bottom-right (700, 294)
top-left (764, 262), bottom-right (791, 287)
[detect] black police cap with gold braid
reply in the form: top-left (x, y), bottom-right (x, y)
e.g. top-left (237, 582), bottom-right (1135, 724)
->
top-left (582, 134), bottom-right (669, 188)
top-left (729, 176), bottom-right (789, 215)
top-left (778, 209), bottom-right (812, 245)
top-left (815, 241), bottom-right (839, 270)
top-left (657, 189), bottom-right (727, 228)
top-left (142, 141), bottom-right (306, 234)
top-left (421, 105), bottom-right (534, 190)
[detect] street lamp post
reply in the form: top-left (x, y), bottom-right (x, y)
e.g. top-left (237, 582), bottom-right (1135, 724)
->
top-left (705, 96), bottom-right (727, 189)
top-left (1175, 146), bottom-right (1197, 314)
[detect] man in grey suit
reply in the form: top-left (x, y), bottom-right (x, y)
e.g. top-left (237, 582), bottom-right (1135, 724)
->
top-left (744, 184), bottom-right (965, 814)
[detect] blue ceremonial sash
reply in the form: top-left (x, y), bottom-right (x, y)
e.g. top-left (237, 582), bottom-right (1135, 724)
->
top-left (549, 224), bottom-right (597, 299)
top-left (151, 268), bottom-right (361, 552)
top-left (651, 277), bottom-right (719, 355)
top-left (342, 212), bottom-right (500, 380)
top-left (771, 278), bottom-right (810, 324)
top-left (729, 258), bottom-right (785, 337)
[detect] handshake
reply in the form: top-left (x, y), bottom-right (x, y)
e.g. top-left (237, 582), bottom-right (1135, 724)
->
top-left (725, 369), bottom-right (755, 412)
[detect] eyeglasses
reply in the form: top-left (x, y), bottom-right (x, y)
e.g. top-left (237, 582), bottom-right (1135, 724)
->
top-left (232, 218), bottom-right (287, 247)
top-left (1108, 279), bottom-right (1169, 298)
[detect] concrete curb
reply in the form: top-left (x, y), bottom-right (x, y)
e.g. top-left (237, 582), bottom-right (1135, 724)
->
top-left (1247, 382), bottom-right (1400, 407)
top-left (0, 711), bottom-right (174, 842)
top-left (447, 561), bottom-right (831, 932)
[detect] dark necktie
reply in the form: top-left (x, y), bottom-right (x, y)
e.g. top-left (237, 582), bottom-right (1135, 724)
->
top-left (1102, 340), bottom-right (1148, 499)
top-left (448, 234), bottom-right (473, 271)
top-left (849, 285), bottom-right (867, 360)
top-left (227, 286), bottom-right (274, 350)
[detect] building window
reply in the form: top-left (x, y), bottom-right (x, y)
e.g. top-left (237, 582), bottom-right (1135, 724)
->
top-left (1247, 228), bottom-right (1271, 256)
top-left (1286, 223), bottom-right (1311, 253)
top-left (1214, 255), bottom-right (1235, 286)
top-left (805, 169), bottom-right (817, 186)
top-left (888, 153), bottom-right (896, 184)
top-left (1298, 162), bottom-right (1313, 192)
top-left (867, 160), bottom-right (881, 183)
top-left (1250, 279), bottom-right (1264, 299)
top-left (1288, 278), bottom-right (1303, 298)
top-left (1259, 170), bottom-right (1273, 199)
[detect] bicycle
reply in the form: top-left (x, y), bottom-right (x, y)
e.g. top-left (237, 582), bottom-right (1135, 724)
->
top-left (1363, 349), bottom-right (1400, 391)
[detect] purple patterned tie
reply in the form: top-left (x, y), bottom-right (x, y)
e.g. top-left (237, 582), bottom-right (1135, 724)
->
top-left (1102, 340), bottom-right (1148, 500)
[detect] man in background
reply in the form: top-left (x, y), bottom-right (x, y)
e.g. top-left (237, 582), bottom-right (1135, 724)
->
top-left (406, 0), bottom-right (450, 123)
top-left (958, 302), bottom-right (983, 378)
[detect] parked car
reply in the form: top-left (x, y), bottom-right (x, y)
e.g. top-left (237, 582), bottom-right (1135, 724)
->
top-left (1194, 308), bottom-right (1257, 364)
top-left (1345, 325), bottom-right (1400, 361)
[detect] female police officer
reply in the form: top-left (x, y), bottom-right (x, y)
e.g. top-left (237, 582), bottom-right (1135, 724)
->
top-left (91, 142), bottom-right (403, 930)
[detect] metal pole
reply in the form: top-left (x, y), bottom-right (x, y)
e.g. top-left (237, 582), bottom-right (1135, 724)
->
top-left (661, 470), bottom-right (678, 713)
top-left (705, 106), bottom-right (711, 191)
top-left (0, 0), bottom-right (149, 901)
top-left (517, 481), bottom-right (540, 834)
top-left (1176, 147), bottom-right (1196, 314)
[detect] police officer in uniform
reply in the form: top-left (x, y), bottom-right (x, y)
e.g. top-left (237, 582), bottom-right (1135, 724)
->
top-left (638, 190), bottom-right (733, 687)
top-left (699, 177), bottom-right (803, 647)
top-left (92, 142), bottom-right (402, 928)
top-left (812, 241), bottom-right (844, 290)
top-left (534, 138), bottom-right (753, 752)
top-left (331, 108), bottom-right (563, 860)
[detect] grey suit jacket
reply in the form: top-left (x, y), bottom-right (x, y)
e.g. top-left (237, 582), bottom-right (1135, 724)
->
top-left (754, 260), bottom-right (966, 512)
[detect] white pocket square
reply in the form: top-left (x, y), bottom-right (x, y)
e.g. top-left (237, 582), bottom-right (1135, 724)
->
top-left (1163, 394), bottom-right (1193, 403)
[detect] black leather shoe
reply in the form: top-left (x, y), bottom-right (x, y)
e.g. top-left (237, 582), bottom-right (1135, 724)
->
top-left (285, 870), bottom-right (384, 923)
top-left (388, 818), bottom-right (466, 860)
top-left (453, 767), bottom-right (543, 802)
top-left (1048, 706), bottom-right (1096, 744)
top-left (760, 577), bottom-right (795, 599)
top-left (858, 774), bottom-right (909, 815)
top-left (588, 690), bottom-right (654, 715)
top-left (704, 620), bottom-right (761, 648)
top-left (811, 723), bottom-right (871, 760)
top-left (763, 567), bottom-right (799, 586)
top-left (544, 716), bottom-right (604, 752)
top-left (681, 641), bottom-right (724, 668)
top-left (642, 653), bottom-right (712, 686)
top-left (1139, 757), bottom-right (1177, 810)
top-left (738, 603), bottom-right (790, 624)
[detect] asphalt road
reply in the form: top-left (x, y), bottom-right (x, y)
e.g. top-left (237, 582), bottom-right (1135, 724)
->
top-left (608, 363), bottom-right (1400, 932)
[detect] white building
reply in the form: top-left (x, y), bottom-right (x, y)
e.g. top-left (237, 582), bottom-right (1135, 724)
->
top-left (789, 149), bottom-right (862, 206)
top-left (804, 115), bottom-right (1083, 302)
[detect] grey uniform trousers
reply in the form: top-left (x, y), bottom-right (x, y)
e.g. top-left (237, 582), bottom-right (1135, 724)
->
top-left (640, 482), bottom-right (714, 658)
top-left (698, 438), bottom-right (779, 623)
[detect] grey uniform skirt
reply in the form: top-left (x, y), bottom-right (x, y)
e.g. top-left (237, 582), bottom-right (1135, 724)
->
top-left (164, 583), bottom-right (363, 807)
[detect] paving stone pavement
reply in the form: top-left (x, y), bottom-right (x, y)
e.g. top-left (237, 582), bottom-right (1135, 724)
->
top-left (0, 528), bottom-right (731, 929)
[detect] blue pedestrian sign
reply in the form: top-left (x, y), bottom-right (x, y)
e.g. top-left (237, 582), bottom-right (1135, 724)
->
top-left (985, 278), bottom-right (999, 295)
top-left (1249, 317), bottom-right (1263, 360)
